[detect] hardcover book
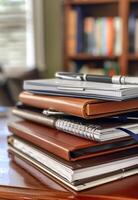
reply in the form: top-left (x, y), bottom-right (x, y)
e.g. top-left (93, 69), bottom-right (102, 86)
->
top-left (19, 91), bottom-right (138, 119)
top-left (8, 136), bottom-right (138, 183)
top-left (67, 9), bottom-right (77, 55)
top-left (12, 105), bottom-right (138, 142)
top-left (9, 146), bottom-right (138, 191)
top-left (128, 14), bottom-right (136, 53)
top-left (8, 120), bottom-right (137, 161)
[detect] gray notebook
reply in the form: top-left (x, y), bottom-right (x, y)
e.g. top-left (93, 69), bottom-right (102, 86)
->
top-left (23, 78), bottom-right (138, 101)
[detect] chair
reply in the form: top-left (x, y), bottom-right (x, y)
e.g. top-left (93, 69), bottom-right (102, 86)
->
top-left (0, 67), bottom-right (40, 106)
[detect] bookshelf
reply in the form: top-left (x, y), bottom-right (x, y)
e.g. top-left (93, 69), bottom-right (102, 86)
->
top-left (63, 0), bottom-right (138, 75)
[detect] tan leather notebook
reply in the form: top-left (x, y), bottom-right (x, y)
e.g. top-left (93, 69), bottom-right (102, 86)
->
top-left (19, 92), bottom-right (138, 119)
top-left (8, 120), bottom-right (137, 161)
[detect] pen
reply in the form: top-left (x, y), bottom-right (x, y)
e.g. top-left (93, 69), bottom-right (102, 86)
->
top-left (55, 72), bottom-right (138, 85)
top-left (43, 109), bottom-right (65, 116)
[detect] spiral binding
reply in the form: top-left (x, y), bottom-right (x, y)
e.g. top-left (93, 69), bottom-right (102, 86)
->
top-left (55, 119), bottom-right (100, 141)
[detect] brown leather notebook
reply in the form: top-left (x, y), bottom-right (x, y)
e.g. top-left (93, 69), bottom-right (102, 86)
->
top-left (9, 148), bottom-right (138, 191)
top-left (8, 120), bottom-right (137, 161)
top-left (8, 135), bottom-right (138, 184)
top-left (19, 91), bottom-right (138, 119)
top-left (12, 106), bottom-right (138, 142)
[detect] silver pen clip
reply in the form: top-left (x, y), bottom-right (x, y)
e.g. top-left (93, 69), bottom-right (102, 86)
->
top-left (55, 72), bottom-right (82, 81)
top-left (43, 109), bottom-right (65, 116)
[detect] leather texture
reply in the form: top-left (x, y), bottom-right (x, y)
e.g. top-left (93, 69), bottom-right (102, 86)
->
top-left (8, 136), bottom-right (138, 170)
top-left (1, 116), bottom-right (138, 199)
top-left (19, 91), bottom-right (138, 119)
top-left (9, 149), bottom-right (138, 190)
top-left (8, 120), bottom-right (137, 161)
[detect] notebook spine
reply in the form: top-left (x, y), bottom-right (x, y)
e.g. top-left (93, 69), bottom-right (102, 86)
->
top-left (55, 119), bottom-right (100, 141)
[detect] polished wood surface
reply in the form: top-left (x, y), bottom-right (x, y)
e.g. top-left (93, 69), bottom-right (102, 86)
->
top-left (0, 114), bottom-right (138, 200)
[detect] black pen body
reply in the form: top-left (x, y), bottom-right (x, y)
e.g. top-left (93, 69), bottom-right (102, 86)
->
top-left (84, 75), bottom-right (112, 83)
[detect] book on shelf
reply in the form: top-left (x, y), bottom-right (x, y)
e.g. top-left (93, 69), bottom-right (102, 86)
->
top-left (95, 18), bottom-right (102, 55)
top-left (83, 16), bottom-right (117, 55)
top-left (76, 6), bottom-right (84, 53)
top-left (101, 17), bottom-right (107, 55)
top-left (128, 14), bottom-right (136, 53)
top-left (83, 17), bottom-right (95, 54)
top-left (128, 13), bottom-right (138, 54)
top-left (66, 6), bottom-right (84, 55)
top-left (66, 6), bottom-right (122, 56)
top-left (134, 18), bottom-right (138, 53)
top-left (107, 18), bottom-right (115, 56)
top-left (114, 17), bottom-right (122, 55)
top-left (66, 9), bottom-right (77, 55)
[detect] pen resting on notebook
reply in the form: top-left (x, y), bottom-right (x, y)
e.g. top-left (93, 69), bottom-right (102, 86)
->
top-left (12, 106), bottom-right (138, 142)
top-left (55, 72), bottom-right (138, 85)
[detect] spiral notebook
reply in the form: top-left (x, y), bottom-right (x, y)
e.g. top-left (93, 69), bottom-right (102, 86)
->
top-left (12, 106), bottom-right (138, 142)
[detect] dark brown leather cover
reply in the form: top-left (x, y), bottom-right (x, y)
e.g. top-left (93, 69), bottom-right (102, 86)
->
top-left (9, 150), bottom-right (138, 199)
top-left (8, 135), bottom-right (138, 170)
top-left (19, 91), bottom-right (138, 119)
top-left (8, 120), bottom-right (137, 161)
top-left (1, 115), bottom-right (138, 199)
top-left (9, 148), bottom-right (138, 188)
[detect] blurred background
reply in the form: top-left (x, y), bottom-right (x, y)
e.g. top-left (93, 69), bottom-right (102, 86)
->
top-left (0, 0), bottom-right (138, 106)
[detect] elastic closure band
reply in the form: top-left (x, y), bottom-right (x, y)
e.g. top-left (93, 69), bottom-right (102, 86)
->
top-left (117, 127), bottom-right (138, 142)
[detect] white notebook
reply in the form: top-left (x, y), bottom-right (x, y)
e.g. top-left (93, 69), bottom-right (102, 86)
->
top-left (24, 78), bottom-right (138, 101)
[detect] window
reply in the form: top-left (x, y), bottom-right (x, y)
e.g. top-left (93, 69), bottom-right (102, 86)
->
top-left (0, 0), bottom-right (45, 73)
top-left (0, 0), bottom-right (26, 68)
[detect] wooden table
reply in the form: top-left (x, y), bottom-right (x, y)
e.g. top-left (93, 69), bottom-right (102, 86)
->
top-left (0, 115), bottom-right (137, 200)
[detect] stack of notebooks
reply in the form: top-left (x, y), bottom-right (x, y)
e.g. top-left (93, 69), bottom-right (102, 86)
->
top-left (8, 76), bottom-right (138, 191)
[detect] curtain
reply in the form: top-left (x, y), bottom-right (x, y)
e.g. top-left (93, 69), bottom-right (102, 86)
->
top-left (26, 0), bottom-right (46, 72)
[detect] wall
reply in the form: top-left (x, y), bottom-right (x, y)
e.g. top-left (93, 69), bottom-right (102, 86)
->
top-left (44, 0), bottom-right (63, 78)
